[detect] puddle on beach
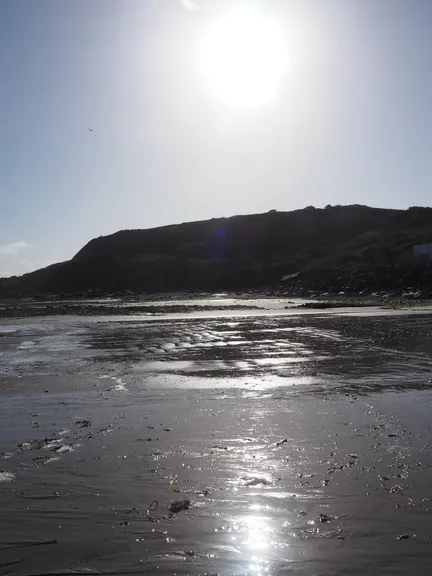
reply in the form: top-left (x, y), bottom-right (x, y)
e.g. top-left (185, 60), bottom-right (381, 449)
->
top-left (1, 311), bottom-right (432, 574)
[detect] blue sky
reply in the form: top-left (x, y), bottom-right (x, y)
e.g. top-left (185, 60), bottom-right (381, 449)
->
top-left (1, 0), bottom-right (432, 277)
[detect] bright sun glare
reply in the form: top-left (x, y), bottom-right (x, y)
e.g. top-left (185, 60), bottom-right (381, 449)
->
top-left (200, 7), bottom-right (288, 109)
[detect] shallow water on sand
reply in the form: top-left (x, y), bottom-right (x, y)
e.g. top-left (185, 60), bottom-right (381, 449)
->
top-left (1, 312), bottom-right (432, 575)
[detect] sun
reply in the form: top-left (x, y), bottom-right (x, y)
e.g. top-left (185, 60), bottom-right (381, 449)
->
top-left (199, 7), bottom-right (288, 109)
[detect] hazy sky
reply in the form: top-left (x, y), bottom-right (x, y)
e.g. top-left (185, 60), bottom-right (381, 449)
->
top-left (1, 0), bottom-right (432, 277)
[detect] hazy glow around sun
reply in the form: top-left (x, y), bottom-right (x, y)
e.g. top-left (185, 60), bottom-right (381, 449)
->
top-left (200, 7), bottom-right (288, 108)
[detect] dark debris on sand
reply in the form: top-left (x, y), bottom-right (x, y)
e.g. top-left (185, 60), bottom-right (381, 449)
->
top-left (169, 499), bottom-right (191, 515)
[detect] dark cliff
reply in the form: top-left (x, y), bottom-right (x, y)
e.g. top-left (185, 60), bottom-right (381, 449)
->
top-left (2, 205), bottom-right (432, 297)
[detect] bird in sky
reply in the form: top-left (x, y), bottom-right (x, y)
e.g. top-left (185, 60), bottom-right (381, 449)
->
top-left (88, 128), bottom-right (94, 132)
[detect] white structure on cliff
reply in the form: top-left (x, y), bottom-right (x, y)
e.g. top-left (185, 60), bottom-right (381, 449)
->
top-left (412, 243), bottom-right (432, 260)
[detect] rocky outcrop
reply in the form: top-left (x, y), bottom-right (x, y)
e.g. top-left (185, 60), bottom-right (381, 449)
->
top-left (1, 205), bottom-right (432, 298)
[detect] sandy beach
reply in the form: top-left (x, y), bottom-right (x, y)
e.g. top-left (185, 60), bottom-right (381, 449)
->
top-left (1, 302), bottom-right (432, 575)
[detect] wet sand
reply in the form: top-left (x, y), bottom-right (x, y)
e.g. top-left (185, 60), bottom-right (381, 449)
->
top-left (1, 307), bottom-right (432, 575)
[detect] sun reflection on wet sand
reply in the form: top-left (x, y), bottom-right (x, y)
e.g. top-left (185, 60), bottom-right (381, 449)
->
top-left (244, 511), bottom-right (273, 575)
top-left (225, 504), bottom-right (276, 575)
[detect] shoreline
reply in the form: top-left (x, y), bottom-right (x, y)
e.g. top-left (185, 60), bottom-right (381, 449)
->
top-left (1, 310), bottom-right (432, 574)
top-left (1, 294), bottom-right (431, 321)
